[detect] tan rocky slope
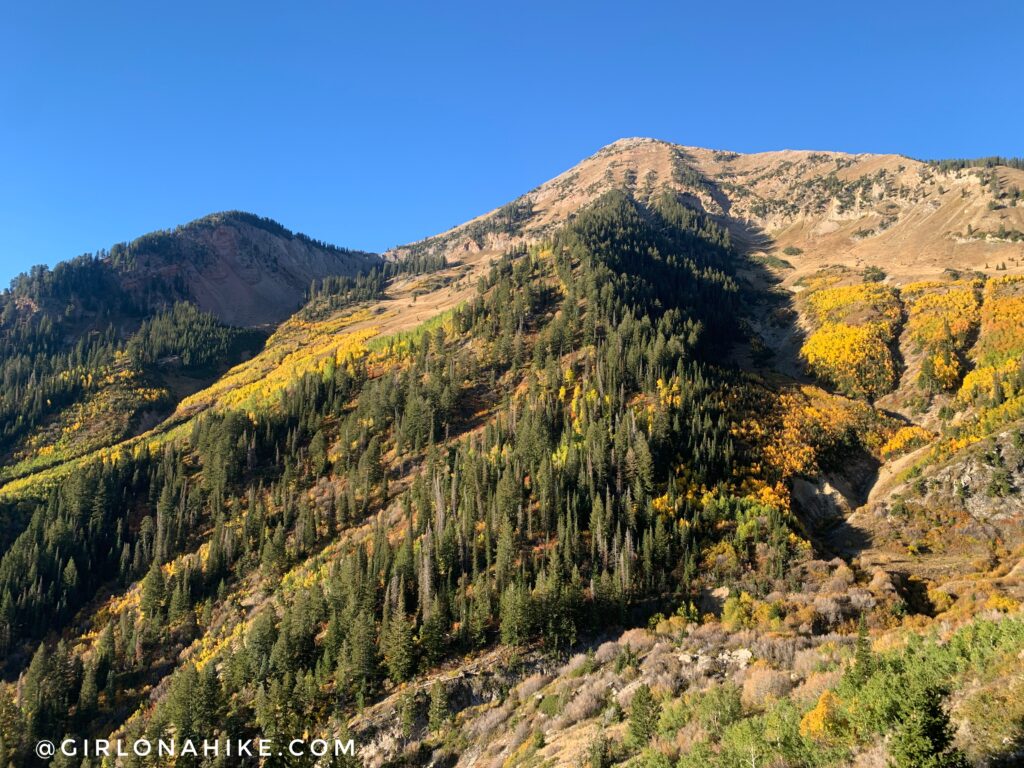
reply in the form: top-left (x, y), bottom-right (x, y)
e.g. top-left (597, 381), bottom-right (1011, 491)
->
top-left (392, 137), bottom-right (1024, 284)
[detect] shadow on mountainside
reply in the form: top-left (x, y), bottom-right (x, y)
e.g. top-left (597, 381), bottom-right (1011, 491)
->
top-left (713, 214), bottom-right (811, 382)
top-left (717, 212), bottom-right (878, 565)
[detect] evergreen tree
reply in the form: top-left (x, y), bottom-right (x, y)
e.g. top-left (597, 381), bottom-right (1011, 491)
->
top-left (382, 594), bottom-right (415, 685)
top-left (345, 609), bottom-right (379, 702)
top-left (889, 686), bottom-right (968, 768)
top-left (849, 614), bottom-right (874, 687)
top-left (140, 563), bottom-right (166, 619)
top-left (499, 582), bottom-right (532, 646)
top-left (628, 683), bottom-right (660, 746)
top-left (419, 598), bottom-right (447, 669)
top-left (428, 681), bottom-right (449, 733)
top-left (77, 661), bottom-right (99, 716)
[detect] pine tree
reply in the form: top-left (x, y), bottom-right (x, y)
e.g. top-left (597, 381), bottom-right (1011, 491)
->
top-left (848, 614), bottom-right (874, 687)
top-left (382, 594), bottom-right (415, 684)
top-left (309, 429), bottom-right (328, 476)
top-left (428, 681), bottom-right (449, 733)
top-left (628, 683), bottom-right (660, 746)
top-left (419, 598), bottom-right (447, 668)
top-left (495, 515), bottom-right (516, 591)
top-left (889, 685), bottom-right (968, 768)
top-left (346, 609), bottom-right (379, 700)
top-left (0, 682), bottom-right (25, 765)
top-left (22, 643), bottom-right (53, 741)
top-left (140, 563), bottom-right (166, 619)
top-left (399, 691), bottom-right (417, 740)
top-left (499, 582), bottom-right (532, 646)
top-left (467, 577), bottom-right (491, 648)
top-left (78, 661), bottom-right (99, 716)
top-left (168, 576), bottom-right (190, 623)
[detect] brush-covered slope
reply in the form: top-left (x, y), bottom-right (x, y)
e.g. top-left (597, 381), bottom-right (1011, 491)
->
top-left (1, 142), bottom-right (1024, 768)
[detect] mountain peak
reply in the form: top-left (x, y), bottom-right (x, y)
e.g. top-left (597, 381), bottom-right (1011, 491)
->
top-left (394, 138), bottom-right (1024, 286)
top-left (600, 135), bottom-right (672, 148)
top-left (102, 213), bottom-right (380, 327)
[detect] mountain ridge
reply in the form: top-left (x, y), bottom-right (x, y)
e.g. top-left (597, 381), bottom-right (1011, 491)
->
top-left (1, 139), bottom-right (1024, 768)
top-left (8, 210), bottom-right (381, 328)
top-left (388, 137), bottom-right (1024, 287)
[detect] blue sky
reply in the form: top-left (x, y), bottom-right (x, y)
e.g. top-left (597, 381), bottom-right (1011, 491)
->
top-left (2, 1), bottom-right (1021, 286)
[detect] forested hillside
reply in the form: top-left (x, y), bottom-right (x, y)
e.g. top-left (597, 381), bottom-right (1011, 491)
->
top-left (0, 267), bottom-right (258, 514)
top-left (1, 141), bottom-right (1023, 768)
top-left (0, 212), bottom-right (380, 483)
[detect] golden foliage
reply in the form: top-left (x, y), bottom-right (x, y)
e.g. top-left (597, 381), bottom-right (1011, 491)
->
top-left (973, 275), bottom-right (1024, 367)
top-left (656, 376), bottom-right (682, 408)
top-left (880, 425), bottom-right (933, 459)
top-left (959, 357), bottom-right (1020, 403)
top-left (2, 359), bottom-right (167, 484)
top-left (902, 279), bottom-right (980, 348)
top-left (902, 279), bottom-right (980, 392)
top-left (802, 322), bottom-right (896, 399)
top-left (954, 276), bottom-right (1024, 407)
top-left (924, 348), bottom-right (963, 391)
top-left (805, 283), bottom-right (901, 328)
top-left (983, 593), bottom-right (1020, 613)
top-left (737, 386), bottom-right (896, 483)
top-left (178, 307), bottom-right (379, 414)
top-left (799, 690), bottom-right (847, 742)
top-left (799, 280), bottom-right (902, 399)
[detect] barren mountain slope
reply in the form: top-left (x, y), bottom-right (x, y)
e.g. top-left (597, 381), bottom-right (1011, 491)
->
top-left (394, 137), bottom-right (1024, 284)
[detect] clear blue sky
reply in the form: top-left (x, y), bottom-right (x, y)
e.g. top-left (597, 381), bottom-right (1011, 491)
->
top-left (2, 1), bottom-right (1021, 286)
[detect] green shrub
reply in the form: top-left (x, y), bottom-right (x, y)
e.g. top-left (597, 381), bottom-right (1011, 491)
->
top-left (695, 682), bottom-right (743, 739)
top-left (863, 265), bottom-right (887, 282)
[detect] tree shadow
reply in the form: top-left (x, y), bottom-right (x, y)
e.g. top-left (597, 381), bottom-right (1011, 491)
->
top-left (988, 719), bottom-right (1024, 767)
top-left (703, 198), bottom-right (881, 564)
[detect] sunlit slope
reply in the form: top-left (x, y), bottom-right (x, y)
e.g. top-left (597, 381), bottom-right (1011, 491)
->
top-left (0, 246), bottom-right (500, 504)
top-left (390, 138), bottom-right (1024, 285)
top-left (2, 141), bottom-right (1024, 768)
